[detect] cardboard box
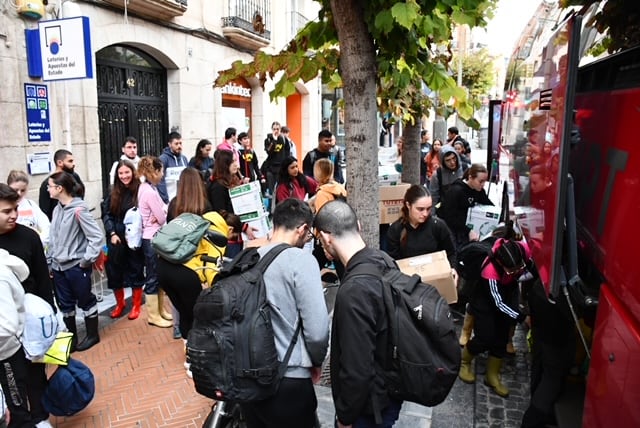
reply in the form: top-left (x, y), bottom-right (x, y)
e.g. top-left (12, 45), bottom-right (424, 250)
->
top-left (230, 181), bottom-right (266, 216)
top-left (514, 206), bottom-right (545, 235)
top-left (466, 205), bottom-right (502, 238)
top-left (395, 250), bottom-right (458, 304)
top-left (240, 211), bottom-right (271, 239)
top-left (379, 183), bottom-right (411, 224)
top-left (378, 165), bottom-right (401, 185)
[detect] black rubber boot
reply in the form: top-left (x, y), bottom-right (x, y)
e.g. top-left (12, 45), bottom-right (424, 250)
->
top-left (63, 315), bottom-right (77, 352)
top-left (76, 314), bottom-right (100, 352)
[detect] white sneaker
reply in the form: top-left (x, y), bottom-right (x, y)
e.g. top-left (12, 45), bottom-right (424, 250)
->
top-left (186, 368), bottom-right (193, 379)
top-left (36, 420), bottom-right (53, 428)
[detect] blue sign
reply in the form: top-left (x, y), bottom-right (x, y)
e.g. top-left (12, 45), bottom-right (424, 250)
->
top-left (25, 83), bottom-right (51, 142)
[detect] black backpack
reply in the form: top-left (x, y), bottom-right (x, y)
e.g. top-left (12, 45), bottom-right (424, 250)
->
top-left (351, 254), bottom-right (461, 407)
top-left (187, 244), bottom-right (300, 402)
top-left (455, 237), bottom-right (498, 280)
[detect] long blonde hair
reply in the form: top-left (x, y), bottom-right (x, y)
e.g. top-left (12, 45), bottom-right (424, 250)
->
top-left (137, 156), bottom-right (163, 183)
top-left (313, 158), bottom-right (334, 186)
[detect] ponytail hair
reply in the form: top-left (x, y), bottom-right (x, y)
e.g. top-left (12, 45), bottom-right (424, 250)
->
top-left (49, 171), bottom-right (81, 197)
top-left (463, 163), bottom-right (487, 180)
top-left (399, 184), bottom-right (431, 248)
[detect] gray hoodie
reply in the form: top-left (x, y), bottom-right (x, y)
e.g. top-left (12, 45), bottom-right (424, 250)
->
top-left (258, 244), bottom-right (330, 378)
top-left (429, 145), bottom-right (463, 207)
top-left (0, 249), bottom-right (29, 360)
top-left (48, 197), bottom-right (105, 271)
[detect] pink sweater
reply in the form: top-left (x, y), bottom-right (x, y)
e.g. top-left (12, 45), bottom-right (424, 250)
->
top-left (138, 182), bottom-right (167, 239)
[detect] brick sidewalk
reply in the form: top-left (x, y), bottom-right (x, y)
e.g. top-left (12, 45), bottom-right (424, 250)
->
top-left (49, 306), bottom-right (213, 428)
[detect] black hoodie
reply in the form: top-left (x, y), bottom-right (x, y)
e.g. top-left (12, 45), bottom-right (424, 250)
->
top-left (437, 178), bottom-right (493, 247)
top-left (330, 247), bottom-right (393, 425)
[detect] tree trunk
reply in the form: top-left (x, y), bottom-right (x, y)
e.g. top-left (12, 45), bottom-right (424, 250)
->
top-left (401, 122), bottom-right (422, 185)
top-left (329, 0), bottom-right (380, 247)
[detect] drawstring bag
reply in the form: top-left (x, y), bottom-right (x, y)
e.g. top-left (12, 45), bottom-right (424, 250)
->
top-left (42, 358), bottom-right (95, 416)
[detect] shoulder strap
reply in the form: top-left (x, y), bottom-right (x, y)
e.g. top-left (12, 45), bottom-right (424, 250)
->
top-left (253, 243), bottom-right (302, 375)
top-left (255, 243), bottom-right (291, 273)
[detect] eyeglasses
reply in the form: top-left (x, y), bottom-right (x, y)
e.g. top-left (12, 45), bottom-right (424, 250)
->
top-left (272, 127), bottom-right (281, 131)
top-left (46, 184), bottom-right (60, 190)
top-left (298, 224), bottom-right (314, 242)
top-left (303, 225), bottom-right (314, 242)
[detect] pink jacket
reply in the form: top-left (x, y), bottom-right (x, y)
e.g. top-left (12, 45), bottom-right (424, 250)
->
top-left (217, 140), bottom-right (240, 163)
top-left (138, 182), bottom-right (167, 239)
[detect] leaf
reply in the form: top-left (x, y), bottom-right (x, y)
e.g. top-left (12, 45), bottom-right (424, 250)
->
top-left (391, 1), bottom-right (420, 30)
top-left (451, 9), bottom-right (478, 27)
top-left (374, 10), bottom-right (394, 34)
top-left (299, 58), bottom-right (321, 82)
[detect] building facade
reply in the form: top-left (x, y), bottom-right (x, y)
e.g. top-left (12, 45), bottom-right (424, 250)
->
top-left (0, 0), bottom-right (322, 209)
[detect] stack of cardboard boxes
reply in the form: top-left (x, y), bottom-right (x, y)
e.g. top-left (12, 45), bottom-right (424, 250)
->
top-left (229, 181), bottom-right (271, 238)
top-left (379, 183), bottom-right (411, 224)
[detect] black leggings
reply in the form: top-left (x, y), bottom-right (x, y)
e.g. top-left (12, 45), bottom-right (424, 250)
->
top-left (467, 306), bottom-right (512, 358)
top-left (157, 258), bottom-right (202, 338)
top-left (0, 347), bottom-right (48, 427)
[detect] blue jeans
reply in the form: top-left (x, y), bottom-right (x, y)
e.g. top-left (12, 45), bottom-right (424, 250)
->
top-left (336, 400), bottom-right (402, 428)
top-left (52, 264), bottom-right (97, 315)
top-left (142, 238), bottom-right (159, 294)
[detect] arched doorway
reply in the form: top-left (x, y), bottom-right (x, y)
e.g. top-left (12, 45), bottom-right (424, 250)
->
top-left (96, 45), bottom-right (168, 193)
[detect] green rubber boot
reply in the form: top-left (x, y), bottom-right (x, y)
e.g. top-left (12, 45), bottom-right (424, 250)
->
top-left (484, 356), bottom-right (509, 397)
top-left (459, 346), bottom-right (476, 383)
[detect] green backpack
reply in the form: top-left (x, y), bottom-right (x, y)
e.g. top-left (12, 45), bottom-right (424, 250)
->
top-left (152, 213), bottom-right (210, 264)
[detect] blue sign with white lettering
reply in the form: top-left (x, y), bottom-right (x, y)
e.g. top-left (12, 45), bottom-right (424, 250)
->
top-left (25, 83), bottom-right (51, 142)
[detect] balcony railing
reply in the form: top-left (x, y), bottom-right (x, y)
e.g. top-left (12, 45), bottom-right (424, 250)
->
top-left (222, 0), bottom-right (271, 50)
top-left (100, 0), bottom-right (187, 21)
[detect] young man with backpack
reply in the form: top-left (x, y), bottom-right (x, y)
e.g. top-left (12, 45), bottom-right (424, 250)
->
top-left (315, 200), bottom-right (460, 427)
top-left (239, 198), bottom-right (329, 427)
top-left (314, 200), bottom-right (401, 427)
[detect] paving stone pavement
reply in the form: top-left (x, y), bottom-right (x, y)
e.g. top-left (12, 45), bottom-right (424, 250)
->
top-left (57, 274), bottom-right (531, 427)
top-left (432, 323), bottom-right (531, 428)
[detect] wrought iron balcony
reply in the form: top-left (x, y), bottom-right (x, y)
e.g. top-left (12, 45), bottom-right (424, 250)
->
top-left (100, 0), bottom-right (187, 21)
top-left (222, 0), bottom-right (271, 50)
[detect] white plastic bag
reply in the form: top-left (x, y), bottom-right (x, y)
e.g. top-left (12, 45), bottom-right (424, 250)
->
top-left (22, 294), bottom-right (59, 360)
top-left (123, 206), bottom-right (143, 249)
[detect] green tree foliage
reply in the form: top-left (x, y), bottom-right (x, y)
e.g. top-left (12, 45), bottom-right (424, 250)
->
top-left (455, 48), bottom-right (496, 108)
top-left (216, 0), bottom-right (496, 245)
top-left (561, 0), bottom-right (640, 53)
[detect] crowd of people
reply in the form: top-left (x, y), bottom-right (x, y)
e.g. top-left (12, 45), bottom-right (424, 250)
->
top-left (0, 121), bottom-right (548, 428)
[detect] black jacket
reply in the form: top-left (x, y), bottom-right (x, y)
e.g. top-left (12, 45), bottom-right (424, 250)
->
top-left (262, 134), bottom-right (290, 174)
top-left (0, 224), bottom-right (55, 309)
top-left (437, 179), bottom-right (493, 248)
top-left (330, 247), bottom-right (392, 425)
top-left (386, 216), bottom-right (456, 267)
top-left (207, 180), bottom-right (234, 214)
top-left (101, 188), bottom-right (136, 238)
top-left (302, 148), bottom-right (345, 184)
top-left (239, 148), bottom-right (263, 182)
